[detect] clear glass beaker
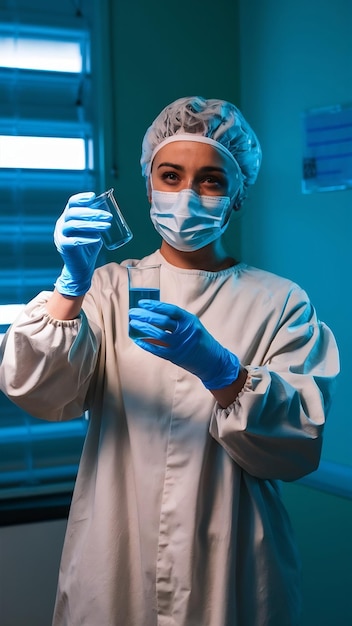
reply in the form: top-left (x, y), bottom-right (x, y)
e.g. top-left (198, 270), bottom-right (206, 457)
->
top-left (127, 265), bottom-right (161, 340)
top-left (90, 188), bottom-right (133, 250)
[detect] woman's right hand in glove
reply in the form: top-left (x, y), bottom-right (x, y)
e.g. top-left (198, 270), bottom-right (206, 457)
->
top-left (54, 192), bottom-right (112, 296)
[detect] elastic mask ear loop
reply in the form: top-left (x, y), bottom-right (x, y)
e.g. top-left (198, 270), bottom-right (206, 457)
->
top-left (149, 170), bottom-right (166, 196)
top-left (148, 172), bottom-right (155, 200)
top-left (222, 179), bottom-right (242, 226)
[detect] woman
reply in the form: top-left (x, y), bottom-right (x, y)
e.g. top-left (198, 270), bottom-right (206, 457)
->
top-left (0, 97), bottom-right (339, 625)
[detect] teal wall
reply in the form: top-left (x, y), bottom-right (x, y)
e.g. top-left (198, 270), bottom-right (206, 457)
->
top-left (282, 483), bottom-right (352, 625)
top-left (239, 1), bottom-right (352, 624)
top-left (238, 0), bottom-right (351, 468)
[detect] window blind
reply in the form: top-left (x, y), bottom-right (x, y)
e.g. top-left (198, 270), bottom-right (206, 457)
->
top-left (0, 2), bottom-right (96, 502)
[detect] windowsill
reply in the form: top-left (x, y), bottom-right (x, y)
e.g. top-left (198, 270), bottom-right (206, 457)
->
top-left (0, 492), bottom-right (71, 527)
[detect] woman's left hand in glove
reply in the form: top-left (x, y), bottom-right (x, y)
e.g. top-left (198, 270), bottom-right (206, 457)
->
top-left (129, 299), bottom-right (240, 390)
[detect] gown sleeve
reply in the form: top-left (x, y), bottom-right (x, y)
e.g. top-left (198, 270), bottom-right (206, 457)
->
top-left (0, 291), bottom-right (101, 421)
top-left (209, 286), bottom-right (340, 481)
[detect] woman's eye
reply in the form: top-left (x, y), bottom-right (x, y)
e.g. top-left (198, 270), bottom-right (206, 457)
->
top-left (201, 176), bottom-right (226, 190)
top-left (161, 172), bottom-right (179, 183)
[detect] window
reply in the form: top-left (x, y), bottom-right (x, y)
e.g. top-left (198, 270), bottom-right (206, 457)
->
top-left (0, 3), bottom-right (98, 517)
top-left (0, 16), bottom-right (95, 304)
top-left (0, 136), bottom-right (88, 170)
top-left (0, 35), bottom-right (83, 73)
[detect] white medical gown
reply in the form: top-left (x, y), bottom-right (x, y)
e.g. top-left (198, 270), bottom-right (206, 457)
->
top-left (0, 250), bottom-right (339, 626)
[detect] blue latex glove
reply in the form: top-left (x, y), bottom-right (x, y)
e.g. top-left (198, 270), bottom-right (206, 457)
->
top-left (54, 192), bottom-right (112, 296)
top-left (129, 300), bottom-right (240, 390)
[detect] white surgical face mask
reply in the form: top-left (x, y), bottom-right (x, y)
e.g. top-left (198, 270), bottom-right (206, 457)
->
top-left (150, 188), bottom-right (232, 252)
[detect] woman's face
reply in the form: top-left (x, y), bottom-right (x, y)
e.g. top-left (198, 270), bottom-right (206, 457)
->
top-left (149, 141), bottom-right (239, 204)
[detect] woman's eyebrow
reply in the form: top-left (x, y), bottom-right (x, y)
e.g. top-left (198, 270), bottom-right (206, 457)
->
top-left (157, 162), bottom-right (184, 170)
top-left (157, 162), bottom-right (227, 174)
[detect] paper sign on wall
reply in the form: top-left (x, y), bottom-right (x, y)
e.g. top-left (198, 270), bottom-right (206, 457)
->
top-left (302, 103), bottom-right (352, 193)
